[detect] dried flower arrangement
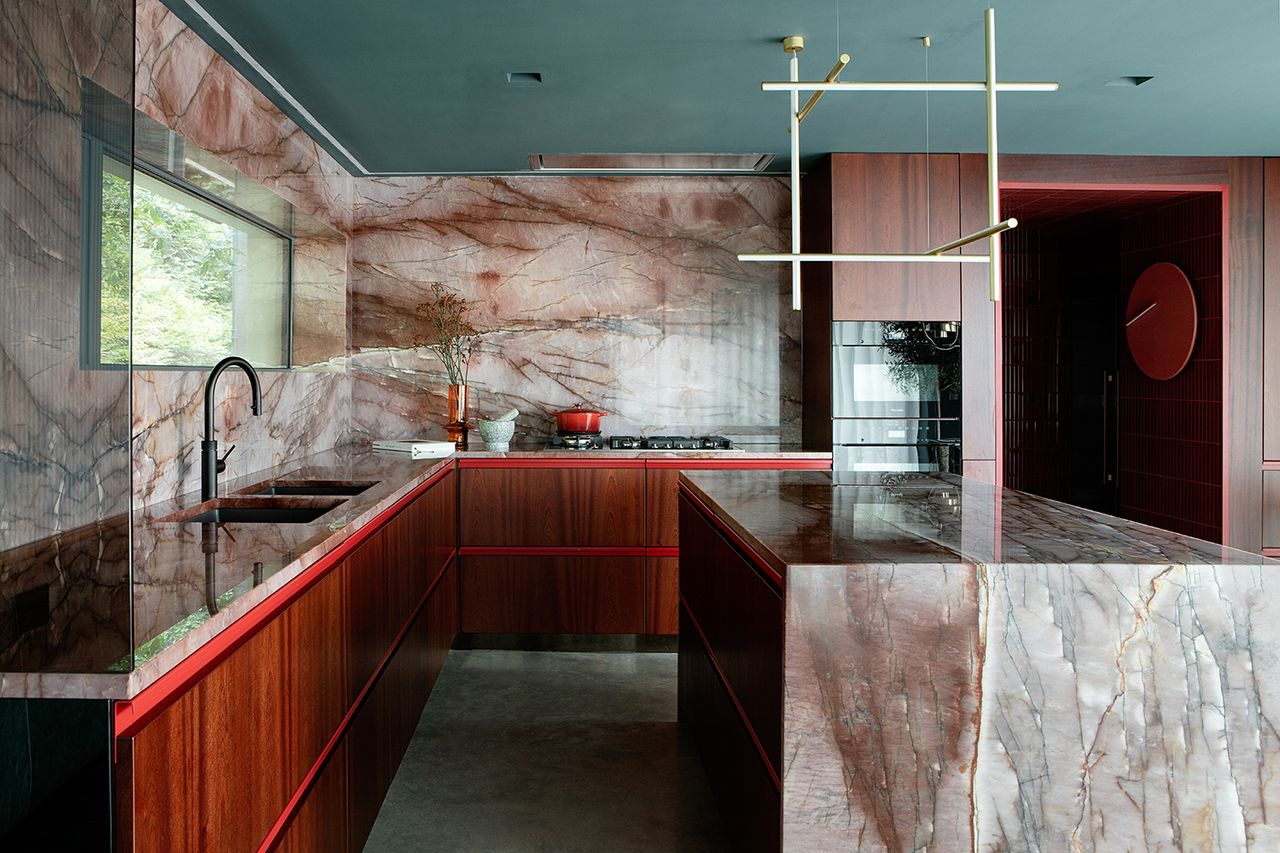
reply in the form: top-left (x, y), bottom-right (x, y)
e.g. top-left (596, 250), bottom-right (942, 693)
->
top-left (412, 283), bottom-right (482, 385)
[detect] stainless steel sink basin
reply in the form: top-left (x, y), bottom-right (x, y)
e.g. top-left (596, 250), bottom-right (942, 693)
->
top-left (237, 479), bottom-right (378, 498)
top-left (159, 496), bottom-right (347, 525)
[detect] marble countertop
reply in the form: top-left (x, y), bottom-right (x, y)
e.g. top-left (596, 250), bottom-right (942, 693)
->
top-left (680, 469), bottom-right (1268, 578)
top-left (679, 470), bottom-right (1280, 850)
top-left (0, 444), bottom-right (827, 699)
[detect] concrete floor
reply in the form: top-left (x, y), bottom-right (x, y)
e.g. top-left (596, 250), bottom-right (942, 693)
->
top-left (364, 650), bottom-right (729, 853)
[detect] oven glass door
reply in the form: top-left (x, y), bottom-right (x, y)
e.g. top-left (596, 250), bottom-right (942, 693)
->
top-left (831, 321), bottom-right (961, 419)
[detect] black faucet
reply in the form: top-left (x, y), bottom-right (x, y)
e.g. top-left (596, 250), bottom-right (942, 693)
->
top-left (202, 356), bottom-right (262, 501)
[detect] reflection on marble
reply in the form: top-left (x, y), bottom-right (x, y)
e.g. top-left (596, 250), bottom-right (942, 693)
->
top-left (0, 0), bottom-right (134, 553)
top-left (134, 0), bottom-right (351, 233)
top-left (0, 522), bottom-right (131, 674)
top-left (130, 0), bottom-right (353, 507)
top-left (349, 176), bottom-right (798, 444)
top-left (682, 471), bottom-right (1280, 850)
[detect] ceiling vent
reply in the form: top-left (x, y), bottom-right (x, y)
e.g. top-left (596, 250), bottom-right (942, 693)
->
top-left (506, 72), bottom-right (543, 84)
top-left (527, 153), bottom-right (776, 173)
top-left (1106, 75), bottom-right (1154, 87)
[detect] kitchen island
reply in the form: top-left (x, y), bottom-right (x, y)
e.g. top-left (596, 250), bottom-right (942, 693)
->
top-left (677, 469), bottom-right (1280, 852)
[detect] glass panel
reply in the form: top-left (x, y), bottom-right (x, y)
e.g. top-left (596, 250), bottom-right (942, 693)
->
top-left (124, 168), bottom-right (289, 368)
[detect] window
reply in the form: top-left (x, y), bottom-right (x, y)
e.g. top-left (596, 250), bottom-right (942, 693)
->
top-left (84, 149), bottom-right (292, 369)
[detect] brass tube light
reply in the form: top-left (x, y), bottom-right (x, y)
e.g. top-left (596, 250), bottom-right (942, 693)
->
top-left (738, 8), bottom-right (1058, 308)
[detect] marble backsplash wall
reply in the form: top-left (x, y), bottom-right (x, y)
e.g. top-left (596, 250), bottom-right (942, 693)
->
top-left (0, 0), bottom-right (135, 551)
top-left (130, 0), bottom-right (353, 505)
top-left (349, 176), bottom-right (799, 445)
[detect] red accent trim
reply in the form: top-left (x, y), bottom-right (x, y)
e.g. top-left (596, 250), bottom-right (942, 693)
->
top-left (644, 458), bottom-right (831, 470)
top-left (258, 555), bottom-right (457, 852)
top-left (458, 457), bottom-right (646, 469)
top-left (1002, 180), bottom-right (1228, 193)
top-left (1263, 462), bottom-right (1280, 472)
top-left (1263, 548), bottom-right (1280, 559)
top-left (1221, 188), bottom-right (1231, 543)
top-left (459, 546), bottom-right (649, 557)
top-left (647, 547), bottom-right (680, 558)
top-left (678, 488), bottom-right (784, 589)
top-left (113, 464), bottom-right (457, 739)
top-left (679, 597), bottom-right (781, 793)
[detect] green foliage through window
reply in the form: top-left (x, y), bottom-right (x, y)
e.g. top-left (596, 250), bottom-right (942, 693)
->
top-left (93, 156), bottom-right (290, 368)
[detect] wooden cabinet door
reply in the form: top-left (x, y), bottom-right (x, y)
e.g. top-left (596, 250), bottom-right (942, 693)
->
top-left (829, 153), bottom-right (962, 321)
top-left (646, 556), bottom-right (679, 635)
top-left (460, 555), bottom-right (645, 633)
top-left (278, 743), bottom-right (348, 853)
top-left (459, 465), bottom-right (645, 547)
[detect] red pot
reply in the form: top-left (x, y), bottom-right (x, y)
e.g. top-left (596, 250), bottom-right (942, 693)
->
top-left (553, 405), bottom-right (606, 433)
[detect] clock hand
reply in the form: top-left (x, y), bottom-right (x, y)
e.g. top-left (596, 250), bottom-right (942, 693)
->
top-left (1126, 301), bottom-right (1158, 327)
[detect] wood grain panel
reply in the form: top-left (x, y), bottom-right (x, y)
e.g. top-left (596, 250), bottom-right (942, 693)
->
top-left (678, 606), bottom-right (780, 853)
top-left (1265, 160), bottom-right (1280, 464)
top-left (678, 496), bottom-right (783, 771)
top-left (646, 556), bottom-right (679, 635)
top-left (460, 555), bottom-right (645, 633)
top-left (124, 611), bottom-right (292, 852)
top-left (1227, 157), bottom-right (1265, 551)
top-left (958, 153), bottom-right (999, 470)
top-left (460, 467), bottom-right (645, 547)
top-left (646, 468), bottom-right (681, 547)
top-left (278, 743), bottom-right (347, 853)
top-left (343, 529), bottom-right (389, 706)
top-left (830, 153), bottom-right (962, 321)
top-left (1000, 155), bottom-right (1230, 187)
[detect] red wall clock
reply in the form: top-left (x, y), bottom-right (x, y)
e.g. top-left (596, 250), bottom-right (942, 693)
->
top-left (1125, 262), bottom-right (1197, 380)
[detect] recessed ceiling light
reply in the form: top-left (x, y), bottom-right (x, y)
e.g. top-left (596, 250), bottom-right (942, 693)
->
top-left (506, 72), bottom-right (543, 84)
top-left (528, 153), bottom-right (776, 173)
top-left (1106, 75), bottom-right (1153, 87)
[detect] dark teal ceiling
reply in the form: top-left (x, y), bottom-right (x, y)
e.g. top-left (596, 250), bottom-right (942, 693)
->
top-left (166, 0), bottom-right (1280, 175)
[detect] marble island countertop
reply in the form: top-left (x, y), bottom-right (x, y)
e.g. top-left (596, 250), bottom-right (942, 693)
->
top-left (0, 444), bottom-right (829, 700)
top-left (679, 470), bottom-right (1280, 851)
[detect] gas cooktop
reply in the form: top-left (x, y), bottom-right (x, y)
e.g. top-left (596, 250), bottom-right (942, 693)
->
top-left (544, 434), bottom-right (738, 451)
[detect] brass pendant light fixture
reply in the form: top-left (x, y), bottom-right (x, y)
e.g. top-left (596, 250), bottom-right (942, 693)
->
top-left (738, 8), bottom-right (1059, 309)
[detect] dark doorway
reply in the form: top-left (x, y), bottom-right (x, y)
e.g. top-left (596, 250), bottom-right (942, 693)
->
top-left (1001, 188), bottom-right (1224, 543)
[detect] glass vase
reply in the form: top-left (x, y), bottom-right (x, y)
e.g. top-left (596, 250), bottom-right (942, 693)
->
top-left (445, 383), bottom-right (469, 448)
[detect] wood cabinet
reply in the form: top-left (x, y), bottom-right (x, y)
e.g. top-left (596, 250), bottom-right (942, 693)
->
top-left (805, 153), bottom-right (963, 322)
top-left (677, 491), bottom-right (783, 853)
top-left (461, 555), bottom-right (644, 633)
top-left (460, 464), bottom-right (645, 547)
top-left (115, 468), bottom-right (459, 853)
top-left (645, 556), bottom-right (679, 635)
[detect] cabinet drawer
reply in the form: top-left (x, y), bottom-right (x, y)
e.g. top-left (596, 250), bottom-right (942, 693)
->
top-left (460, 555), bottom-right (644, 633)
top-left (460, 466), bottom-right (645, 546)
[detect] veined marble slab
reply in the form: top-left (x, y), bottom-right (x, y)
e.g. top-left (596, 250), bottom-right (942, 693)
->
top-left (681, 470), bottom-right (1280, 851)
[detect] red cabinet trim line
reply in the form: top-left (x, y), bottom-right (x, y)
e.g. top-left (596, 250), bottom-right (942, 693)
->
top-left (645, 458), bottom-right (831, 470)
top-left (459, 458), bottom-right (647, 469)
top-left (257, 553), bottom-right (458, 853)
top-left (679, 597), bottom-right (781, 793)
top-left (678, 488), bottom-right (784, 590)
top-left (113, 463), bottom-right (458, 740)
top-left (647, 547), bottom-right (680, 557)
top-left (459, 546), bottom-right (649, 557)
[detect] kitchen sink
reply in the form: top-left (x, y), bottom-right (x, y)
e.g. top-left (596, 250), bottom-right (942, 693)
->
top-left (159, 496), bottom-right (347, 525)
top-left (238, 479), bottom-right (378, 498)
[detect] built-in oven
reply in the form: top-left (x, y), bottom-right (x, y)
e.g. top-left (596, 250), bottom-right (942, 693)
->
top-left (831, 321), bottom-right (961, 481)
